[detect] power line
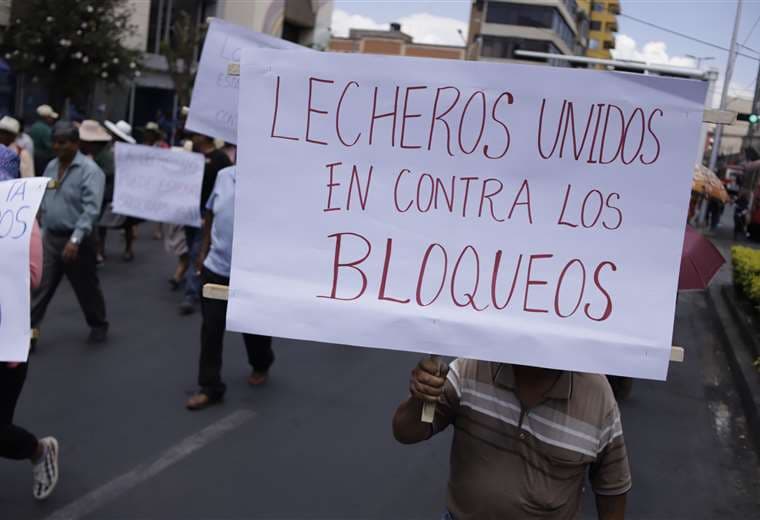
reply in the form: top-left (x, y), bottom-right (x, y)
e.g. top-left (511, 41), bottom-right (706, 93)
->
top-left (619, 13), bottom-right (760, 62)
top-left (742, 13), bottom-right (760, 45)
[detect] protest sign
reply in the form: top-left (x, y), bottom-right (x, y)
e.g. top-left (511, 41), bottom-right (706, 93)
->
top-left (0, 177), bottom-right (48, 362)
top-left (227, 49), bottom-right (707, 380)
top-left (186, 18), bottom-right (306, 144)
top-left (113, 143), bottom-right (204, 228)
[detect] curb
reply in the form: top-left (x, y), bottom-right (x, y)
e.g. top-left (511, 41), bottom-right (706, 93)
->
top-left (706, 285), bottom-right (760, 454)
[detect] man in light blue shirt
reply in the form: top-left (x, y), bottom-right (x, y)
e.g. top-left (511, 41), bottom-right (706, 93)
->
top-left (31, 122), bottom-right (109, 345)
top-left (186, 166), bottom-right (274, 410)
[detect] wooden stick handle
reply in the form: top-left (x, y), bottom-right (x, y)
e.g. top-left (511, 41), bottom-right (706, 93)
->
top-left (420, 355), bottom-right (444, 424)
top-left (201, 284), bottom-right (687, 365)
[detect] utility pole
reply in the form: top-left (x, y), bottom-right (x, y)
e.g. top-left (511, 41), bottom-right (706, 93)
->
top-left (709, 0), bottom-right (742, 172)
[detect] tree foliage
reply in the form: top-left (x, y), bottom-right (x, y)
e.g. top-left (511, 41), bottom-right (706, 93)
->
top-left (1, 0), bottom-right (142, 105)
top-left (161, 11), bottom-right (207, 109)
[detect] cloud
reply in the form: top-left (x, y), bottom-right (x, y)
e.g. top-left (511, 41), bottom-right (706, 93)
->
top-left (330, 9), bottom-right (385, 37)
top-left (612, 34), bottom-right (696, 67)
top-left (331, 9), bottom-right (467, 46)
top-left (612, 34), bottom-right (755, 107)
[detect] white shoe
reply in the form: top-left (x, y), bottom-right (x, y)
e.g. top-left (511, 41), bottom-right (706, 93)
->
top-left (32, 437), bottom-right (59, 500)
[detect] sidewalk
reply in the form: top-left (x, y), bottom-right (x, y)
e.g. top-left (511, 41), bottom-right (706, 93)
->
top-left (698, 210), bottom-right (760, 455)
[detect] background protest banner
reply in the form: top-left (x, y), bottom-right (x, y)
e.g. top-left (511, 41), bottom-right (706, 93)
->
top-left (113, 143), bottom-right (204, 228)
top-left (227, 49), bottom-right (707, 380)
top-left (0, 177), bottom-right (48, 362)
top-left (186, 18), bottom-right (306, 144)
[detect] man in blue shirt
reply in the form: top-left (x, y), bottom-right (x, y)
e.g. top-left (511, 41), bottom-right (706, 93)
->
top-left (31, 122), bottom-right (109, 344)
top-left (186, 166), bottom-right (274, 410)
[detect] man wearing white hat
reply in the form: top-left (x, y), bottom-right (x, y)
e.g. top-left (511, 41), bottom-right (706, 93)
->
top-left (0, 116), bottom-right (35, 178)
top-left (104, 120), bottom-right (136, 145)
top-left (28, 104), bottom-right (59, 176)
top-left (79, 120), bottom-right (130, 263)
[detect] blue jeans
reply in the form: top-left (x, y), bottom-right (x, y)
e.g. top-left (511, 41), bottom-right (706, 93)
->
top-left (184, 226), bottom-right (202, 302)
top-left (441, 512), bottom-right (454, 520)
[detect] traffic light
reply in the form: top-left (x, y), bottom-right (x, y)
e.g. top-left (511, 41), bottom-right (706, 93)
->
top-left (737, 112), bottom-right (760, 124)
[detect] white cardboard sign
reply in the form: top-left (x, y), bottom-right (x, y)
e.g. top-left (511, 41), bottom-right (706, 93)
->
top-left (0, 177), bottom-right (48, 362)
top-left (113, 143), bottom-right (204, 228)
top-left (228, 49), bottom-right (707, 380)
top-left (186, 18), bottom-right (307, 144)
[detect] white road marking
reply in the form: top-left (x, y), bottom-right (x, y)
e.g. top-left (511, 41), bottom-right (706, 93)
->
top-left (44, 409), bottom-right (255, 520)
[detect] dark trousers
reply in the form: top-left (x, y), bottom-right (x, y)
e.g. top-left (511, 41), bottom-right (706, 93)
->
top-left (0, 363), bottom-right (38, 460)
top-left (199, 268), bottom-right (274, 399)
top-left (184, 226), bottom-right (202, 302)
top-left (31, 232), bottom-right (108, 329)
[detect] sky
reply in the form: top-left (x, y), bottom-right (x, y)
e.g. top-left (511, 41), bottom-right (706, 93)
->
top-left (331, 0), bottom-right (760, 107)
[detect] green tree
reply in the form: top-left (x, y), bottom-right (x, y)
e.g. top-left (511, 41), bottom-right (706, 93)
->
top-left (1, 0), bottom-right (142, 110)
top-left (161, 11), bottom-right (207, 109)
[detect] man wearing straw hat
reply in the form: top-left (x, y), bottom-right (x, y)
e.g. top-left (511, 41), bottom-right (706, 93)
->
top-left (28, 104), bottom-right (58, 176)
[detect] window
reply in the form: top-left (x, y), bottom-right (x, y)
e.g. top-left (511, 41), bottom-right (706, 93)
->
top-left (486, 3), bottom-right (554, 27)
top-left (592, 2), bottom-right (605, 11)
top-left (481, 35), bottom-right (563, 62)
top-left (604, 40), bottom-right (615, 49)
top-left (590, 21), bottom-right (602, 31)
top-left (589, 39), bottom-right (600, 49)
top-left (563, 0), bottom-right (578, 14)
top-left (485, 3), bottom-right (576, 51)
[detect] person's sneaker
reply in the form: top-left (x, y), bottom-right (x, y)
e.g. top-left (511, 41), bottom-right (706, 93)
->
top-left (87, 325), bottom-right (109, 344)
top-left (179, 298), bottom-right (196, 315)
top-left (32, 437), bottom-right (59, 501)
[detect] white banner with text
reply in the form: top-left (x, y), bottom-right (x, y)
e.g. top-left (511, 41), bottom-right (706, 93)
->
top-left (113, 143), bottom-right (204, 228)
top-left (228, 50), bottom-right (707, 380)
top-left (0, 177), bottom-right (48, 362)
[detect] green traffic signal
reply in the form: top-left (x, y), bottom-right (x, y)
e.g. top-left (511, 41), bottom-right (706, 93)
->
top-left (750, 114), bottom-right (760, 124)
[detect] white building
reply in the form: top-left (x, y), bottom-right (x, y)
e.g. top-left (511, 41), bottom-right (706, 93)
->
top-left (106, 0), bottom-right (333, 129)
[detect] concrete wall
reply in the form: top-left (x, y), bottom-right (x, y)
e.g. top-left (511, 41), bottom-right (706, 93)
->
top-left (125, 0), bottom-right (151, 52)
top-left (216, 0), bottom-right (333, 45)
top-left (720, 96), bottom-right (752, 156)
top-left (480, 22), bottom-right (573, 55)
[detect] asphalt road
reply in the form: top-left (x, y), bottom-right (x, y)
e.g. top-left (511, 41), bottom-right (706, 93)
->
top-left (1, 231), bottom-right (759, 520)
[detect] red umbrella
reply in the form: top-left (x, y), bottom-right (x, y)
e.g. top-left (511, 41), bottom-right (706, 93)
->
top-left (678, 225), bottom-right (725, 291)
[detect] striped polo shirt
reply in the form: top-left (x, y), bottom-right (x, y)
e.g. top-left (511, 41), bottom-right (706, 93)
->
top-left (432, 359), bottom-right (631, 520)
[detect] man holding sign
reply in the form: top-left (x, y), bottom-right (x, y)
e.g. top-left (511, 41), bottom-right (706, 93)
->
top-left (393, 357), bottom-right (629, 519)
top-left (32, 122), bottom-right (108, 345)
top-left (226, 48), bottom-right (706, 518)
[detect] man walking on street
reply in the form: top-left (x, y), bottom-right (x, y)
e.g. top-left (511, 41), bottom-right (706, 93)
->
top-left (393, 358), bottom-right (630, 519)
top-left (186, 166), bottom-right (274, 410)
top-left (180, 132), bottom-right (231, 315)
top-left (28, 105), bottom-right (58, 176)
top-left (32, 122), bottom-right (109, 344)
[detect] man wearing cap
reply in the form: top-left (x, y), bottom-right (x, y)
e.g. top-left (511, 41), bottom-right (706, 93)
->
top-left (32, 122), bottom-right (109, 344)
top-left (0, 116), bottom-right (35, 178)
top-left (28, 105), bottom-right (58, 176)
top-left (142, 122), bottom-right (169, 148)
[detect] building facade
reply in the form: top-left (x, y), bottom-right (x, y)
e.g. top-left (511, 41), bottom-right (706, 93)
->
top-left (467, 0), bottom-right (589, 66)
top-left (329, 23), bottom-right (465, 60)
top-left (118, 0), bottom-right (333, 130)
top-left (577, 0), bottom-right (619, 59)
